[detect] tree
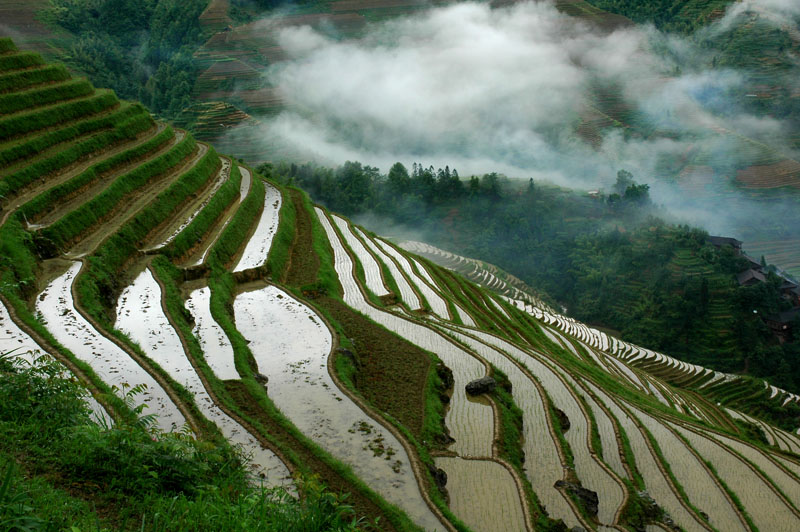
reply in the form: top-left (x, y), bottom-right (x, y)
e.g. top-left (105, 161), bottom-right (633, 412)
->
top-left (387, 162), bottom-right (410, 195)
top-left (614, 169), bottom-right (634, 195)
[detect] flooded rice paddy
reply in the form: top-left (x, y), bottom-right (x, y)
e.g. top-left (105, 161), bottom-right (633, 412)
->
top-left (115, 269), bottom-right (292, 486)
top-left (37, 262), bottom-right (185, 432)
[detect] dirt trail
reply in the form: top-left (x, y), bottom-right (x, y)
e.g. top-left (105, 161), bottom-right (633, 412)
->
top-left (141, 155), bottom-right (229, 250)
top-left (0, 123), bottom-right (166, 227)
top-left (31, 126), bottom-right (179, 228)
top-left (65, 142), bottom-right (209, 259)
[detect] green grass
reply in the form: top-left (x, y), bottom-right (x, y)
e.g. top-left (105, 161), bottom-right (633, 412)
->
top-left (264, 180), bottom-right (296, 281)
top-left (0, 101), bottom-right (146, 171)
top-left (0, 351), bottom-right (361, 531)
top-left (0, 37), bottom-right (16, 54)
top-left (0, 89), bottom-right (117, 141)
top-left (165, 160), bottom-right (242, 261)
top-left (0, 51), bottom-right (44, 73)
top-left (0, 64), bottom-right (71, 93)
top-left (19, 125), bottom-right (173, 222)
top-left (39, 133), bottom-right (196, 253)
top-left (206, 174), bottom-right (265, 272)
top-left (0, 78), bottom-right (93, 115)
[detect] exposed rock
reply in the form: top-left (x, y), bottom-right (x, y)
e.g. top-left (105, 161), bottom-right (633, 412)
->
top-left (465, 375), bottom-right (497, 395)
top-left (426, 462), bottom-right (448, 492)
top-left (436, 362), bottom-right (454, 390)
top-left (254, 373), bottom-right (269, 385)
top-left (554, 480), bottom-right (598, 516)
top-left (555, 408), bottom-right (570, 431)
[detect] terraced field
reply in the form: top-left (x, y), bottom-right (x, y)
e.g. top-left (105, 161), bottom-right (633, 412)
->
top-left (2, 40), bottom-right (800, 531)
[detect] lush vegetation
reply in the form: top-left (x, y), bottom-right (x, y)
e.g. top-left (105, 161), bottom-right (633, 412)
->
top-left (43, 0), bottom-right (211, 121)
top-left (0, 352), bottom-right (364, 531)
top-left (272, 161), bottom-right (800, 395)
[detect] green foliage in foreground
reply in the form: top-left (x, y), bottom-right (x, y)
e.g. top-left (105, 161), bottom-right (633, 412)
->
top-left (0, 64), bottom-right (71, 94)
top-left (0, 352), bottom-right (363, 532)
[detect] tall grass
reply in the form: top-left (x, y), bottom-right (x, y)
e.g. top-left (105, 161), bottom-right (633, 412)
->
top-left (0, 90), bottom-right (117, 141)
top-left (0, 64), bottom-right (70, 93)
top-left (0, 101), bottom-right (145, 169)
top-left (0, 78), bottom-right (93, 115)
top-left (164, 161), bottom-right (242, 260)
top-left (206, 175), bottom-right (265, 272)
top-left (0, 52), bottom-right (43, 73)
top-left (20, 125), bottom-right (174, 222)
top-left (39, 134), bottom-right (196, 251)
top-left (0, 38), bottom-right (16, 54)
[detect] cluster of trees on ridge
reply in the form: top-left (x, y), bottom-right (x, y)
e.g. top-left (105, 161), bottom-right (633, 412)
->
top-left (261, 160), bottom-right (800, 397)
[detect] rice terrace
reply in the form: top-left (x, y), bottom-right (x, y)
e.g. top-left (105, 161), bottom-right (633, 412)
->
top-left (2, 1), bottom-right (800, 531)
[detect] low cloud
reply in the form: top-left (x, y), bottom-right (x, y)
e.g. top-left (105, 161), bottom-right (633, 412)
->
top-left (237, 0), bottom-right (799, 246)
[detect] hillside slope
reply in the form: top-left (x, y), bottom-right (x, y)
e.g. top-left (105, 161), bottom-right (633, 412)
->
top-left (1, 39), bottom-right (800, 531)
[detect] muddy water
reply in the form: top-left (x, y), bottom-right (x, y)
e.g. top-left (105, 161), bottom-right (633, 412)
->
top-left (0, 299), bottom-right (112, 425)
top-left (184, 286), bottom-right (239, 381)
top-left (234, 181), bottom-right (281, 272)
top-left (115, 270), bottom-right (292, 487)
top-left (585, 382), bottom-right (706, 532)
top-left (233, 284), bottom-right (444, 531)
top-left (318, 209), bottom-right (493, 457)
top-left (36, 262), bottom-right (185, 432)
top-left (440, 328), bottom-right (581, 527)
top-left (668, 421), bottom-right (800, 529)
top-left (375, 239), bottom-right (450, 319)
top-left (357, 229), bottom-right (420, 310)
top-left (460, 329), bottom-right (625, 526)
top-left (331, 215), bottom-right (389, 297)
top-left (436, 457), bottom-right (528, 532)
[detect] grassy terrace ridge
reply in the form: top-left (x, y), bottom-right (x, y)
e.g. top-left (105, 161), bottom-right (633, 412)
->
top-left (0, 77), bottom-right (93, 115)
top-left (0, 102), bottom-right (147, 171)
top-left (0, 63), bottom-right (71, 93)
top-left (0, 89), bottom-right (118, 142)
top-left (164, 160), bottom-right (242, 261)
top-left (19, 125), bottom-right (173, 223)
top-left (0, 50), bottom-right (44, 73)
top-left (37, 133), bottom-right (196, 253)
